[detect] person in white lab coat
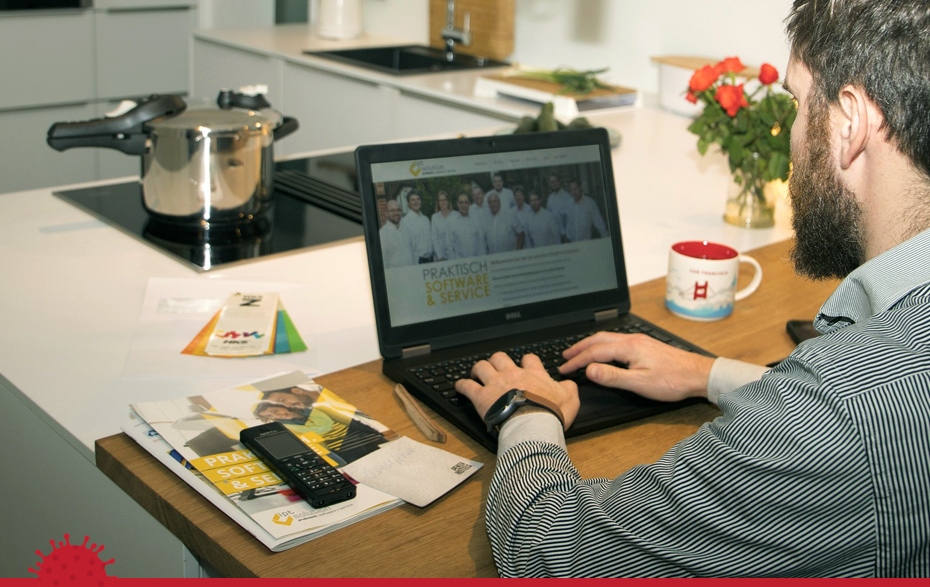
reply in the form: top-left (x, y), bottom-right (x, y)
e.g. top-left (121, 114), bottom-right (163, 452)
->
top-left (379, 199), bottom-right (415, 268)
top-left (523, 191), bottom-right (562, 248)
top-left (400, 189), bottom-right (433, 263)
top-left (448, 192), bottom-right (488, 259)
top-left (430, 190), bottom-right (458, 261)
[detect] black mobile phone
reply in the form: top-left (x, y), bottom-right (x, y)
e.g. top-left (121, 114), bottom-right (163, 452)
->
top-left (240, 422), bottom-right (356, 509)
top-left (786, 320), bottom-right (820, 344)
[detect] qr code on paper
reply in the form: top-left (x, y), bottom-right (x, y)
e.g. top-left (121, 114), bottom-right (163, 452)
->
top-left (451, 462), bottom-right (473, 475)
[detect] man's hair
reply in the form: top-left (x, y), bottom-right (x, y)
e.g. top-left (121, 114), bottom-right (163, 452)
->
top-left (786, 0), bottom-right (930, 178)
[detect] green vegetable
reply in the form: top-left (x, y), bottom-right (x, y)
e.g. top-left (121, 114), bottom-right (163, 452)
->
top-left (514, 115), bottom-right (537, 133)
top-left (514, 67), bottom-right (611, 95)
top-left (536, 102), bottom-right (558, 132)
top-left (567, 117), bottom-right (593, 130)
top-left (514, 103), bottom-right (597, 134)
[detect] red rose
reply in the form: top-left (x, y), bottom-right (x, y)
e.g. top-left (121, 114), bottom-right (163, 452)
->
top-left (759, 63), bottom-right (779, 85)
top-left (685, 90), bottom-right (698, 104)
top-left (715, 83), bottom-right (749, 117)
top-left (717, 56), bottom-right (746, 74)
top-left (689, 65), bottom-right (720, 93)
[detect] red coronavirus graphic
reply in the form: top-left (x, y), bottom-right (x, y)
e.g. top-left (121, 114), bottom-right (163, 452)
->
top-left (28, 534), bottom-right (116, 586)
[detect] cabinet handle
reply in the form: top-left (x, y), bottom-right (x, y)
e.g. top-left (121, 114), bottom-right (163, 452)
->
top-left (105, 6), bottom-right (193, 14)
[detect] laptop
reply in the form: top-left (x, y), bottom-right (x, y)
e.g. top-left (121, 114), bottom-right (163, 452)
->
top-left (355, 128), bottom-right (710, 451)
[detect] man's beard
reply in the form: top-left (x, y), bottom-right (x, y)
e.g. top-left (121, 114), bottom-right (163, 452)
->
top-left (789, 97), bottom-right (865, 280)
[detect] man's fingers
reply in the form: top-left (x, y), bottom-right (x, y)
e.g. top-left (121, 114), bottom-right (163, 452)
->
top-left (520, 353), bottom-right (546, 371)
top-left (470, 352), bottom-right (513, 383)
top-left (562, 331), bottom-right (624, 359)
top-left (454, 376), bottom-right (482, 399)
top-left (487, 351), bottom-right (519, 371)
top-left (560, 340), bottom-right (634, 374)
top-left (584, 362), bottom-right (642, 390)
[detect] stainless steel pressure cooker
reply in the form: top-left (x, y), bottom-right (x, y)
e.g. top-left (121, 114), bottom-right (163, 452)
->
top-left (47, 89), bottom-right (299, 226)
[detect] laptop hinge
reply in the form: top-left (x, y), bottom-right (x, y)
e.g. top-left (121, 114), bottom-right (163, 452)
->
top-left (402, 344), bottom-right (431, 359)
top-left (594, 308), bottom-right (619, 322)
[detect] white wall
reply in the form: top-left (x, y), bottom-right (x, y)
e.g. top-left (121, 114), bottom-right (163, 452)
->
top-left (361, 0), bottom-right (430, 42)
top-left (303, 0), bottom-right (430, 42)
top-left (355, 0), bottom-right (794, 94)
top-left (510, 0), bottom-right (793, 93)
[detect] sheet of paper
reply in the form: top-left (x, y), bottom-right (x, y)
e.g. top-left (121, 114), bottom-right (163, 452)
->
top-left (342, 436), bottom-right (482, 507)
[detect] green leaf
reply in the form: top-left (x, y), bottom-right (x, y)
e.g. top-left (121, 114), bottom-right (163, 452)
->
top-left (768, 152), bottom-right (790, 181)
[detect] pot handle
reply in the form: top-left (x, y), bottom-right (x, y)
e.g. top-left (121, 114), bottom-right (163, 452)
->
top-left (46, 94), bottom-right (186, 156)
top-left (274, 116), bottom-right (299, 142)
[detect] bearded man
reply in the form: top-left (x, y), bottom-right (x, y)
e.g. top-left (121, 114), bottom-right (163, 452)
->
top-left (455, 0), bottom-right (930, 577)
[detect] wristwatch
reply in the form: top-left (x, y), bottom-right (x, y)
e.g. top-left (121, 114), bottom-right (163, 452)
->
top-left (483, 388), bottom-right (565, 435)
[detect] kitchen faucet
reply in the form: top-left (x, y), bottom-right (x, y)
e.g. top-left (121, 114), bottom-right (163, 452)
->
top-left (441, 0), bottom-right (472, 61)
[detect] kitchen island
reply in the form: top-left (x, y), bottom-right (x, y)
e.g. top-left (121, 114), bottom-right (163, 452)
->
top-left (0, 105), bottom-right (795, 577)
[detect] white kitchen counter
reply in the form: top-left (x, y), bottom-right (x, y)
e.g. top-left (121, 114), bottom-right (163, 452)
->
top-left (0, 105), bottom-right (793, 576)
top-left (192, 24), bottom-right (555, 121)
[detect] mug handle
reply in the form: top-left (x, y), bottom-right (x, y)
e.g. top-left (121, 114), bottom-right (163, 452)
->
top-left (734, 255), bottom-right (763, 301)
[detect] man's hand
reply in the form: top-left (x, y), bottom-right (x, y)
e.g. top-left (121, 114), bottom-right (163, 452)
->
top-left (559, 332), bottom-right (714, 403)
top-left (455, 352), bottom-right (581, 428)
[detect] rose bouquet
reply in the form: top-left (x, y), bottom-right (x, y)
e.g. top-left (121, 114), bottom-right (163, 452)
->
top-left (686, 57), bottom-right (796, 227)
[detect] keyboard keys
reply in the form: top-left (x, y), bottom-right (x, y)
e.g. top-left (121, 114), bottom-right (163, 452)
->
top-left (409, 322), bottom-right (689, 406)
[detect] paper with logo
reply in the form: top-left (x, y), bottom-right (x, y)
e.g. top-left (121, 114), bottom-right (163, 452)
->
top-left (201, 292), bottom-right (279, 356)
top-left (182, 297), bottom-right (308, 358)
top-left (126, 371), bottom-right (403, 551)
top-left (342, 436), bottom-right (483, 507)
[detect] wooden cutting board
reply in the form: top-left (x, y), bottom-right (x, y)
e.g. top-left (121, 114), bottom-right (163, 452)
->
top-left (428, 0), bottom-right (514, 61)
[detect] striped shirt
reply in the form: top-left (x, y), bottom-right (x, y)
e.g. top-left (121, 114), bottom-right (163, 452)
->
top-left (487, 229), bottom-right (930, 577)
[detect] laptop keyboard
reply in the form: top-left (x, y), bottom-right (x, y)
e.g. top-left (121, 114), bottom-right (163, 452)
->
top-left (408, 321), bottom-right (686, 407)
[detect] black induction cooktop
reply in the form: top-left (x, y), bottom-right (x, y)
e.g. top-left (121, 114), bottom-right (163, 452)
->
top-left (53, 152), bottom-right (364, 271)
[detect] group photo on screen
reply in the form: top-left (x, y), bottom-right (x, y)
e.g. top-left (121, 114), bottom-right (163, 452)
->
top-left (374, 162), bottom-right (611, 269)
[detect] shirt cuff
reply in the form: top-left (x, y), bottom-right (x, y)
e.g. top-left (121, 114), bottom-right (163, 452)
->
top-left (707, 357), bottom-right (769, 405)
top-left (497, 411), bottom-right (566, 454)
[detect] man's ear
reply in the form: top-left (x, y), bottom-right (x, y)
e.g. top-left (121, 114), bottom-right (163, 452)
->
top-left (836, 84), bottom-right (874, 169)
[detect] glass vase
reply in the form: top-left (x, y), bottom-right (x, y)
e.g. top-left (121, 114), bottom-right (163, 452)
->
top-left (723, 173), bottom-right (780, 228)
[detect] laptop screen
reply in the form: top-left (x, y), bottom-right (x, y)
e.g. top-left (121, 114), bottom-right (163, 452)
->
top-left (357, 129), bottom-right (629, 357)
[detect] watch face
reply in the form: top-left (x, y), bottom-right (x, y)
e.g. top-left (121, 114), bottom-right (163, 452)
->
top-left (484, 389), bottom-right (518, 427)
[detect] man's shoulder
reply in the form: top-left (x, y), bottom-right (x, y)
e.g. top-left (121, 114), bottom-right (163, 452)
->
top-left (790, 293), bottom-right (930, 397)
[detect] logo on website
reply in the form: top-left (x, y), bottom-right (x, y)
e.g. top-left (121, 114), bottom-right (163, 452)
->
top-left (409, 161), bottom-right (422, 177)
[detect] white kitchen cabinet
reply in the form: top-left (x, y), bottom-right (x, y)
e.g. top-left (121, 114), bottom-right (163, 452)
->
top-left (95, 5), bottom-right (195, 100)
top-left (1, 3), bottom-right (203, 191)
top-left (394, 91), bottom-right (509, 138)
top-left (0, 381), bottom-right (186, 578)
top-left (0, 104), bottom-right (98, 194)
top-left (0, 10), bottom-right (95, 110)
top-left (190, 38), bottom-right (285, 106)
top-left (281, 61), bottom-right (395, 155)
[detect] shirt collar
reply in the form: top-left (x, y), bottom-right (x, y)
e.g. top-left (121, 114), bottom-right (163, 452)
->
top-left (815, 227), bottom-right (930, 333)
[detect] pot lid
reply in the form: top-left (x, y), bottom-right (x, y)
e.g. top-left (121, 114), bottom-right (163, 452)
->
top-left (146, 107), bottom-right (281, 134)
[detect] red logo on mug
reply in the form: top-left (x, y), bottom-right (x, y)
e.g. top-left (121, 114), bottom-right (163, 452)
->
top-left (693, 281), bottom-right (709, 300)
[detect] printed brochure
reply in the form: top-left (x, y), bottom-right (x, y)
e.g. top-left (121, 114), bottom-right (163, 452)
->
top-left (125, 371), bottom-right (403, 551)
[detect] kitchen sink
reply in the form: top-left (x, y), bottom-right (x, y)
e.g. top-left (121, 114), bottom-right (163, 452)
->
top-left (304, 45), bottom-right (509, 76)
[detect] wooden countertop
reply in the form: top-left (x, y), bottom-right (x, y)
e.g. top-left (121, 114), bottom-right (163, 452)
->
top-left (95, 238), bottom-right (839, 578)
